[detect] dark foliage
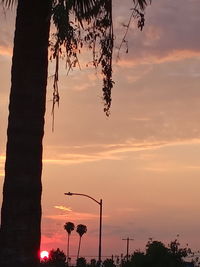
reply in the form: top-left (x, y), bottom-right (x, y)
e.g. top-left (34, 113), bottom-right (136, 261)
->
top-left (90, 258), bottom-right (97, 267)
top-left (64, 222), bottom-right (75, 235)
top-left (77, 257), bottom-right (87, 267)
top-left (122, 239), bottom-right (192, 267)
top-left (103, 258), bottom-right (116, 267)
top-left (50, 0), bottom-right (151, 118)
top-left (76, 224), bottom-right (87, 237)
top-left (50, 0), bottom-right (114, 118)
top-left (40, 248), bottom-right (66, 267)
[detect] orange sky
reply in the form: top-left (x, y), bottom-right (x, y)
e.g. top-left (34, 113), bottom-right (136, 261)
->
top-left (1, 0), bottom-right (200, 262)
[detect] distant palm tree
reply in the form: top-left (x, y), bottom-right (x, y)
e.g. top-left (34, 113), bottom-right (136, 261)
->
top-left (64, 222), bottom-right (75, 265)
top-left (76, 224), bottom-right (87, 260)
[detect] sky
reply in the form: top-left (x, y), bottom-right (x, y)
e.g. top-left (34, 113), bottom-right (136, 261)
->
top-left (1, 0), bottom-right (200, 262)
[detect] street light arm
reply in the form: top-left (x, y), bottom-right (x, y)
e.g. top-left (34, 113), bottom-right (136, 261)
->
top-left (64, 191), bottom-right (102, 263)
top-left (64, 192), bottom-right (101, 205)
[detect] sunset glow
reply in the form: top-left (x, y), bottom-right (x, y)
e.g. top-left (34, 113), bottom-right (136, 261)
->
top-left (40, 250), bottom-right (49, 260)
top-left (1, 0), bottom-right (200, 259)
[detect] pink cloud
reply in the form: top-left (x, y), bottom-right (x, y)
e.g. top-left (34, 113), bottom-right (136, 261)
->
top-left (44, 212), bottom-right (103, 221)
top-left (116, 49), bottom-right (200, 68)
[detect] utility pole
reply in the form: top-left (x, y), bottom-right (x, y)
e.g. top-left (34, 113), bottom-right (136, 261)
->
top-left (65, 192), bottom-right (103, 264)
top-left (122, 237), bottom-right (134, 261)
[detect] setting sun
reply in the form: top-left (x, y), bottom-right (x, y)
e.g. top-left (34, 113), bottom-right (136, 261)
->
top-left (40, 250), bottom-right (49, 260)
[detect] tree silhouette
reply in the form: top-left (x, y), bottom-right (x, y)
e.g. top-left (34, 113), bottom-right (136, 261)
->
top-left (46, 248), bottom-right (66, 267)
top-left (128, 239), bottom-right (192, 267)
top-left (0, 1), bottom-right (150, 266)
top-left (64, 222), bottom-right (75, 265)
top-left (0, 1), bottom-right (52, 266)
top-left (103, 259), bottom-right (116, 267)
top-left (77, 257), bottom-right (87, 267)
top-left (76, 224), bottom-right (87, 260)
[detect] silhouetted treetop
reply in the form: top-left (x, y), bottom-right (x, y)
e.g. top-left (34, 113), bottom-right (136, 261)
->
top-left (76, 224), bottom-right (87, 237)
top-left (129, 239), bottom-right (192, 267)
top-left (64, 221), bottom-right (75, 234)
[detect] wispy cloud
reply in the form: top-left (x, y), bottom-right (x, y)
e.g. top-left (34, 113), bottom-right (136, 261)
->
top-left (1, 138), bottom-right (200, 168)
top-left (54, 206), bottom-right (72, 212)
top-left (44, 212), bottom-right (105, 221)
top-left (182, 165), bottom-right (200, 170)
top-left (43, 138), bottom-right (200, 166)
top-left (116, 50), bottom-right (200, 68)
top-left (114, 0), bottom-right (200, 68)
top-left (143, 167), bottom-right (170, 172)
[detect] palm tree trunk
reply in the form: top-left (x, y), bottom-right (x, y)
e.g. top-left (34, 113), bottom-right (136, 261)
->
top-left (0, 0), bottom-right (51, 266)
top-left (67, 233), bottom-right (70, 265)
top-left (77, 236), bottom-right (82, 261)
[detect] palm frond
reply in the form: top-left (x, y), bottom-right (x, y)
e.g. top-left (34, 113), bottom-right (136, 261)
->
top-left (51, 0), bottom-right (151, 117)
top-left (1, 0), bottom-right (17, 8)
top-left (51, 0), bottom-right (114, 116)
top-left (133, 0), bottom-right (151, 10)
top-left (70, 0), bottom-right (102, 23)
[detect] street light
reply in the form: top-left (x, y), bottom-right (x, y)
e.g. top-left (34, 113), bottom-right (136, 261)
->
top-left (64, 192), bottom-right (103, 264)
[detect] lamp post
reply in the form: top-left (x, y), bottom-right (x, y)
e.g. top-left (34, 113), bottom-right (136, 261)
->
top-left (64, 192), bottom-right (103, 264)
